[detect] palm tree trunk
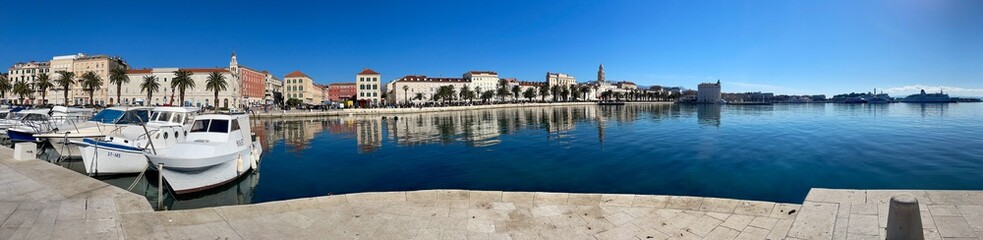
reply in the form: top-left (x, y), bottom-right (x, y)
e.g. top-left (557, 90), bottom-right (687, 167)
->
top-left (64, 90), bottom-right (69, 106)
top-left (214, 91), bottom-right (218, 112)
top-left (179, 90), bottom-right (185, 107)
top-left (148, 93), bottom-right (152, 106)
top-left (117, 85), bottom-right (122, 106)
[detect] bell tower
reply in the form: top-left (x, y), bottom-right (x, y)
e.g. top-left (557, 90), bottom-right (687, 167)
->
top-left (229, 51), bottom-right (239, 74)
top-left (597, 64), bottom-right (605, 83)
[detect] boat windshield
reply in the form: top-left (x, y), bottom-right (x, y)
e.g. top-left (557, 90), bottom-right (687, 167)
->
top-left (190, 119), bottom-right (229, 133)
top-left (91, 109), bottom-right (150, 124)
top-left (152, 111), bottom-right (173, 122)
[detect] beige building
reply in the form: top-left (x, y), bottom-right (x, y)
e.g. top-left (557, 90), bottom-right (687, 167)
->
top-left (42, 53), bottom-right (128, 105)
top-left (263, 71), bottom-right (283, 105)
top-left (356, 68), bottom-right (381, 106)
top-left (546, 72), bottom-right (576, 88)
top-left (391, 75), bottom-right (470, 104)
top-left (283, 71), bottom-right (321, 105)
top-left (5, 61), bottom-right (50, 103)
top-left (122, 68), bottom-right (237, 107)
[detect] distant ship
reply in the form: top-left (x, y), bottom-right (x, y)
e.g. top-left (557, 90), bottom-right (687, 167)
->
top-left (901, 89), bottom-right (954, 103)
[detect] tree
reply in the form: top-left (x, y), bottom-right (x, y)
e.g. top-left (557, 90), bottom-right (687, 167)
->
top-left (12, 80), bottom-right (31, 104)
top-left (35, 73), bottom-right (53, 105)
top-left (0, 74), bottom-right (11, 100)
top-left (140, 75), bottom-right (160, 106)
top-left (286, 98), bottom-right (303, 108)
top-left (57, 71), bottom-right (76, 105)
top-left (479, 90), bottom-right (494, 103)
top-left (413, 93), bottom-right (424, 102)
top-left (108, 67), bottom-right (129, 106)
top-left (460, 85), bottom-right (472, 103)
top-left (401, 85), bottom-right (409, 104)
top-left (580, 85), bottom-right (591, 100)
top-left (205, 72), bottom-right (228, 110)
top-left (538, 85), bottom-right (549, 102)
top-left (550, 85), bottom-right (561, 102)
top-left (561, 86), bottom-right (570, 101)
top-left (569, 86), bottom-right (580, 101)
top-left (171, 70), bottom-right (195, 106)
top-left (496, 85), bottom-right (510, 102)
top-left (80, 71), bottom-right (102, 105)
top-left (511, 85), bottom-right (521, 101)
top-left (523, 87), bottom-right (536, 101)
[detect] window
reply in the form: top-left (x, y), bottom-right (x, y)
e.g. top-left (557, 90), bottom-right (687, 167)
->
top-left (208, 120), bottom-right (229, 133)
top-left (373, 85), bottom-right (377, 90)
top-left (231, 120), bottom-right (240, 131)
top-left (190, 120), bottom-right (208, 132)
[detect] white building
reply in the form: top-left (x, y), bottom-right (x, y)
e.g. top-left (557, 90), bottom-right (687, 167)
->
top-left (6, 61), bottom-right (50, 103)
top-left (546, 72), bottom-right (576, 88)
top-left (391, 75), bottom-right (470, 104)
top-left (356, 68), bottom-right (381, 106)
top-left (697, 80), bottom-right (722, 103)
top-left (123, 68), bottom-right (237, 107)
top-left (464, 71), bottom-right (498, 93)
top-left (263, 71), bottom-right (283, 105)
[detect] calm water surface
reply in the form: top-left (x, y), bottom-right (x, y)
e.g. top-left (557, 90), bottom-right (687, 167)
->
top-left (52, 103), bottom-right (983, 209)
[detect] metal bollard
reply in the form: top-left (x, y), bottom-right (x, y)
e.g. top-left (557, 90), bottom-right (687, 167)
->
top-left (157, 163), bottom-right (164, 211)
top-left (886, 193), bottom-right (923, 240)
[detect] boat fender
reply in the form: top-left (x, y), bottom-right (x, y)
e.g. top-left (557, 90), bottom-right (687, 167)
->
top-left (237, 154), bottom-right (245, 173)
top-left (250, 147), bottom-right (258, 170)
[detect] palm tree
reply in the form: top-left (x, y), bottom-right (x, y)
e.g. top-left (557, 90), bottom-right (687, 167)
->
top-left (581, 85), bottom-right (591, 100)
top-left (171, 70), bottom-right (195, 106)
top-left (523, 88), bottom-right (536, 101)
top-left (0, 74), bottom-right (11, 100)
top-left (480, 90), bottom-right (494, 103)
top-left (496, 85), bottom-right (509, 102)
top-left (12, 81), bottom-right (31, 105)
top-left (538, 85), bottom-right (549, 102)
top-left (459, 85), bottom-right (471, 103)
top-left (561, 86), bottom-right (570, 101)
top-left (56, 71), bottom-right (76, 105)
top-left (205, 72), bottom-right (228, 110)
top-left (413, 93), bottom-right (424, 102)
top-left (550, 85), bottom-right (561, 102)
top-left (511, 85), bottom-right (520, 101)
top-left (140, 75), bottom-right (160, 106)
top-left (401, 85), bottom-right (409, 104)
top-left (571, 86), bottom-right (581, 101)
top-left (108, 67), bottom-right (129, 106)
top-left (80, 71), bottom-right (102, 105)
top-left (35, 73), bottom-right (53, 105)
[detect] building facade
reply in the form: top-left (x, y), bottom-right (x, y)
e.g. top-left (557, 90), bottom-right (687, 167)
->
top-left (464, 71), bottom-right (498, 93)
top-left (263, 71), bottom-right (283, 105)
top-left (229, 53), bottom-right (265, 106)
top-left (283, 71), bottom-right (321, 104)
top-left (697, 80), bottom-right (722, 103)
top-left (123, 68), bottom-right (236, 107)
top-left (356, 68), bottom-right (381, 106)
top-left (6, 61), bottom-right (50, 103)
top-left (546, 72), bottom-right (576, 88)
top-left (391, 75), bottom-right (470, 104)
top-left (328, 83), bottom-right (356, 102)
top-left (36, 54), bottom-right (129, 105)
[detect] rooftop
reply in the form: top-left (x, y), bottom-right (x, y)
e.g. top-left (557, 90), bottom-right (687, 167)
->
top-left (285, 70), bottom-right (311, 78)
top-left (358, 68), bottom-right (380, 75)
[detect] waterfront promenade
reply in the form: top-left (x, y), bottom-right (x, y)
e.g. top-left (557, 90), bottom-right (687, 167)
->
top-left (2, 148), bottom-right (982, 239)
top-left (251, 102), bottom-right (598, 118)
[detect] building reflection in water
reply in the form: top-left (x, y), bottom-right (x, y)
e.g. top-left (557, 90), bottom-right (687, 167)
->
top-left (249, 103), bottom-right (691, 152)
top-left (695, 104), bottom-right (722, 127)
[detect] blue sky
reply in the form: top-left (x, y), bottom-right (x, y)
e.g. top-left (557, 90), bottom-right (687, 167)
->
top-left (2, 0), bottom-right (982, 96)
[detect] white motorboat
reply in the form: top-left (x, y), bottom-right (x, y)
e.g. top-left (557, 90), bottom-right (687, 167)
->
top-left (35, 106), bottom-right (150, 159)
top-left (146, 112), bottom-right (263, 194)
top-left (7, 107), bottom-right (93, 143)
top-left (74, 107), bottom-right (201, 176)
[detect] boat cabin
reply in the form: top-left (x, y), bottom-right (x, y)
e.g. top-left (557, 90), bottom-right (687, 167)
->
top-left (89, 107), bottom-right (152, 124)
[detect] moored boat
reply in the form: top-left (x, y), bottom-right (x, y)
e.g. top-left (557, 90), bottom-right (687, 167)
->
top-left (7, 107), bottom-right (92, 143)
top-left (74, 107), bottom-right (200, 176)
top-left (146, 112), bottom-right (263, 194)
top-left (35, 107), bottom-right (150, 159)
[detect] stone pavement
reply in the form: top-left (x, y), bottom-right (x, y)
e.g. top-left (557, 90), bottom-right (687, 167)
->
top-left (789, 188), bottom-right (983, 240)
top-left (0, 147), bottom-right (153, 239)
top-left (3, 146), bottom-right (983, 239)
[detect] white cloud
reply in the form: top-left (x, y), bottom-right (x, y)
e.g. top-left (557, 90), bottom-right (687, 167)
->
top-left (881, 85), bottom-right (983, 97)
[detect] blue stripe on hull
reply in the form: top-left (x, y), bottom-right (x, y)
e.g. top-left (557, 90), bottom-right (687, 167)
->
top-left (7, 130), bottom-right (37, 142)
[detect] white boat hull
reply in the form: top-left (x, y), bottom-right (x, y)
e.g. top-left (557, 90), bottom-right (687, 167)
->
top-left (77, 141), bottom-right (149, 176)
top-left (148, 142), bottom-right (262, 194)
top-left (48, 137), bottom-right (86, 159)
